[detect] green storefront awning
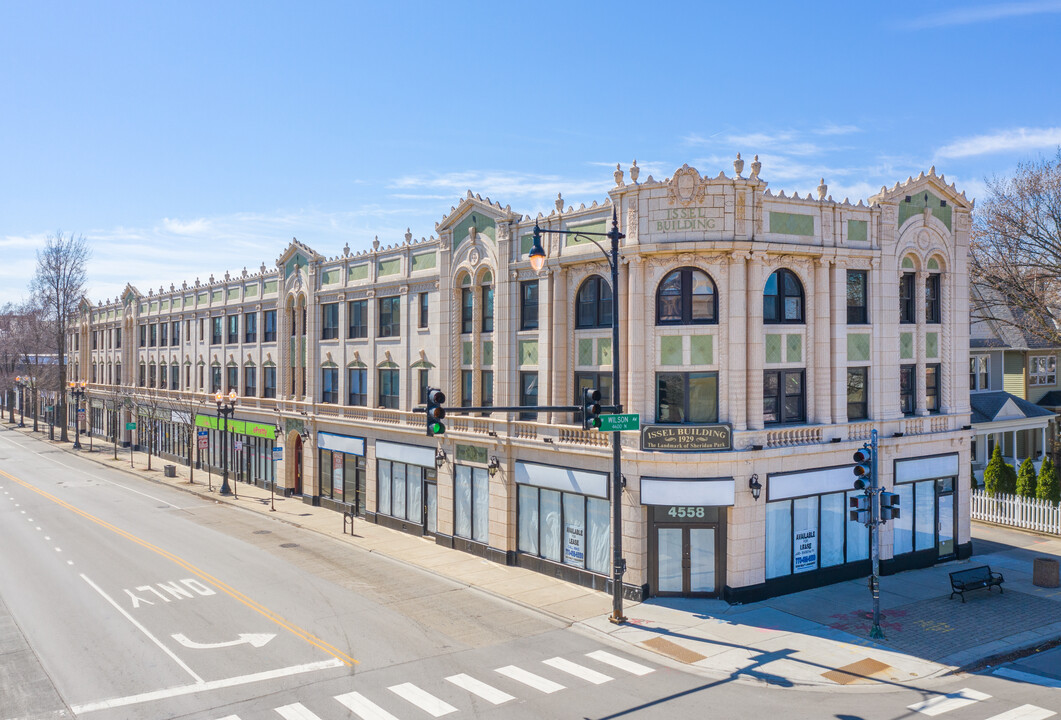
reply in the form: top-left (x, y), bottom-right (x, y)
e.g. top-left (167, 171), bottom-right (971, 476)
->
top-left (195, 414), bottom-right (276, 440)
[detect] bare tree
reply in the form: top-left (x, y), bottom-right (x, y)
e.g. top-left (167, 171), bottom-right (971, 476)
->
top-left (32, 231), bottom-right (89, 442)
top-left (168, 391), bottom-right (208, 484)
top-left (971, 149), bottom-right (1061, 345)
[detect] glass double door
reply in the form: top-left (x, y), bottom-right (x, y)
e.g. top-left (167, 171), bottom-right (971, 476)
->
top-left (655, 525), bottom-right (718, 596)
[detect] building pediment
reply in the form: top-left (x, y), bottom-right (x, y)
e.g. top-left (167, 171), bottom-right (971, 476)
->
top-left (276, 238), bottom-right (323, 280)
top-left (869, 168), bottom-right (973, 210)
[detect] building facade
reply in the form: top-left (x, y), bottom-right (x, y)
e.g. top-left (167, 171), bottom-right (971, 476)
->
top-left (71, 159), bottom-right (974, 602)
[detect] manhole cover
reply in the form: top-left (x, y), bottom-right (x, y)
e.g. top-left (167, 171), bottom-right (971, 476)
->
top-left (280, 543), bottom-right (299, 548)
top-left (253, 530), bottom-right (271, 535)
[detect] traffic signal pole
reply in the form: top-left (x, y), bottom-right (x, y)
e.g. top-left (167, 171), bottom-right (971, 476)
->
top-left (868, 427), bottom-right (883, 639)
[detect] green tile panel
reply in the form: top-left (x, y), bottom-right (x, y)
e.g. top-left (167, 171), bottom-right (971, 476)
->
top-left (263, 280), bottom-right (278, 294)
top-left (847, 334), bottom-right (870, 363)
top-left (926, 332), bottom-right (939, 359)
top-left (519, 340), bottom-right (538, 366)
top-left (898, 189), bottom-right (952, 231)
top-left (321, 269), bottom-right (340, 285)
top-left (786, 334), bottom-right (802, 363)
top-left (597, 338), bottom-right (612, 366)
top-left (579, 339), bottom-right (594, 366)
top-left (348, 264), bottom-right (369, 282)
top-left (244, 284), bottom-right (258, 298)
top-left (660, 336), bottom-right (683, 366)
top-left (847, 219), bottom-right (868, 243)
top-left (412, 251), bottom-right (437, 272)
top-left (765, 335), bottom-right (782, 364)
top-left (462, 341), bottom-right (473, 366)
top-left (211, 290), bottom-right (223, 303)
top-left (452, 213), bottom-right (496, 250)
top-left (227, 287), bottom-right (240, 301)
top-left (455, 444), bottom-right (488, 464)
top-left (899, 332), bottom-right (914, 360)
top-left (769, 211), bottom-right (815, 236)
top-left (378, 258), bottom-right (401, 277)
top-left (691, 335), bottom-right (713, 365)
top-left (565, 220), bottom-right (607, 247)
top-left (482, 340), bottom-right (493, 366)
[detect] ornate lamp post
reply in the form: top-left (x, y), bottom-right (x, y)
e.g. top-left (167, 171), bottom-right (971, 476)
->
top-left (529, 208), bottom-right (628, 624)
top-left (215, 389), bottom-right (237, 496)
top-left (68, 380), bottom-right (87, 449)
top-left (14, 376), bottom-right (26, 428)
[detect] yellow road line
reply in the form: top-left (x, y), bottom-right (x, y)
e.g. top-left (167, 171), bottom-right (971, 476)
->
top-left (0, 467), bottom-right (358, 666)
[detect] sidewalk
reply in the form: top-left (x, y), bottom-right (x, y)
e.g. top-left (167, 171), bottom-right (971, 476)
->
top-left (10, 424), bottom-right (1061, 690)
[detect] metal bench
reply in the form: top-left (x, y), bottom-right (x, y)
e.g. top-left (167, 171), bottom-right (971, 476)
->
top-left (949, 565), bottom-right (1004, 603)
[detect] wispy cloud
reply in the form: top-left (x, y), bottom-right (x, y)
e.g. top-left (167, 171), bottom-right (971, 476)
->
top-left (935, 127), bottom-right (1061, 158)
top-left (813, 124), bottom-right (860, 136)
top-left (906, 0), bottom-right (1061, 29)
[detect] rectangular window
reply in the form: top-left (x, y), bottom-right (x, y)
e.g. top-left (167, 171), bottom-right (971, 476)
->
top-left (378, 368), bottom-right (399, 409)
top-left (139, 325), bottom-right (146, 347)
top-left (575, 372), bottom-right (613, 425)
top-left (656, 372), bottom-right (717, 424)
top-left (263, 366), bottom-right (277, 398)
top-left (115, 327), bottom-right (121, 348)
top-left (418, 292), bottom-right (429, 329)
top-left (1030, 355), bottom-right (1057, 386)
top-left (227, 315), bottom-right (239, 344)
top-left (159, 364), bottom-right (167, 389)
top-left (159, 323), bottom-right (167, 347)
top-left (418, 368), bottom-right (429, 406)
top-left (378, 296), bottom-right (400, 338)
top-left (348, 368), bottom-right (367, 406)
top-left (481, 370), bottom-right (493, 410)
top-left (321, 367), bottom-right (338, 403)
top-left (244, 312), bottom-right (257, 343)
top-left (321, 303), bottom-right (339, 340)
top-left (211, 366), bottom-right (221, 393)
top-left (139, 363), bottom-right (146, 387)
top-left (520, 280), bottom-right (539, 331)
top-left (461, 288), bottom-right (473, 334)
top-left (926, 363), bottom-right (941, 413)
top-left (170, 365), bottom-right (179, 390)
top-left (899, 273), bottom-right (915, 324)
top-left (150, 324), bottom-right (158, 347)
top-left (212, 317), bottom-right (222, 345)
top-left (91, 331), bottom-right (97, 350)
top-left (481, 285), bottom-right (494, 333)
top-left (763, 370), bottom-right (805, 424)
top-left (846, 270), bottom-right (868, 324)
top-left (900, 364), bottom-right (916, 415)
top-left (171, 321), bottom-right (179, 346)
top-left (199, 318), bottom-right (204, 342)
top-left (226, 366), bottom-right (238, 393)
top-left (461, 370), bottom-right (473, 407)
top-left (197, 365), bottom-right (203, 390)
top-left (970, 355), bottom-right (990, 391)
top-left (454, 465), bottom-right (489, 543)
top-left (516, 485), bottom-right (610, 574)
top-left (148, 364), bottom-right (157, 388)
top-left (519, 371), bottom-right (539, 421)
top-left (925, 274), bottom-right (941, 324)
top-left (244, 366), bottom-right (256, 397)
top-left (263, 310), bottom-right (277, 342)
top-left (348, 300), bottom-right (368, 338)
top-left (847, 367), bottom-right (868, 420)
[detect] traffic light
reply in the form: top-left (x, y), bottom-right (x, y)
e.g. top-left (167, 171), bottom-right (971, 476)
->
top-left (426, 388), bottom-right (446, 437)
top-left (880, 491), bottom-right (901, 522)
top-left (582, 387), bottom-right (602, 430)
top-left (849, 494), bottom-right (870, 525)
top-left (852, 444), bottom-right (873, 489)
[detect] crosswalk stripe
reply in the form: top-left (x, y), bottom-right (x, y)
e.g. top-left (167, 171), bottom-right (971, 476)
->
top-left (907, 688), bottom-right (992, 716)
top-left (984, 706), bottom-right (1056, 720)
top-left (215, 716), bottom-right (241, 720)
top-left (445, 673), bottom-right (515, 705)
top-left (388, 682), bottom-right (458, 717)
top-left (335, 691), bottom-right (401, 720)
top-left (543, 657), bottom-right (613, 684)
top-left (495, 665), bottom-right (566, 693)
top-left (586, 650), bottom-right (654, 676)
top-left (275, 703), bottom-right (323, 720)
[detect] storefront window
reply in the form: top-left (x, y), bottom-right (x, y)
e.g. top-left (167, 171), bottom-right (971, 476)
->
top-left (376, 459), bottom-right (427, 523)
top-left (517, 484), bottom-right (609, 574)
top-left (767, 489), bottom-right (869, 579)
top-left (454, 465), bottom-right (489, 543)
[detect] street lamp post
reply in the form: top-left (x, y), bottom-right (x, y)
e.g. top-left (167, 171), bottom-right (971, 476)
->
top-left (215, 390), bottom-right (237, 496)
top-left (15, 376), bottom-right (26, 428)
top-left (68, 381), bottom-right (86, 449)
top-left (529, 208), bottom-right (627, 624)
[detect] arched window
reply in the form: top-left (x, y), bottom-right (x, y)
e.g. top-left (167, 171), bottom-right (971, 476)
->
top-left (576, 275), bottom-right (612, 329)
top-left (656, 267), bottom-right (717, 325)
top-left (763, 269), bottom-right (804, 324)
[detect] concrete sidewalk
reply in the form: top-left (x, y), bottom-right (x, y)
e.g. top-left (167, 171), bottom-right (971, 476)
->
top-left (10, 424), bottom-right (1061, 690)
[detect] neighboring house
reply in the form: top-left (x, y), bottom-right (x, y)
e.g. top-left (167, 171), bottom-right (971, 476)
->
top-left (969, 285), bottom-right (1059, 484)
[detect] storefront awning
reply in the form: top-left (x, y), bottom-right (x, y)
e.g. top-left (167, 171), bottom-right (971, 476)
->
top-left (376, 440), bottom-right (435, 468)
top-left (641, 477), bottom-right (734, 506)
top-left (318, 432), bottom-right (365, 457)
top-left (515, 461), bottom-right (608, 499)
top-left (895, 453), bottom-right (959, 484)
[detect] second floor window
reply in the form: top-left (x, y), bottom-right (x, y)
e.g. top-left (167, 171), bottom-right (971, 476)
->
top-left (925, 274), bottom-right (941, 324)
top-left (171, 365), bottom-right (179, 390)
top-left (115, 328), bottom-right (121, 348)
top-left (419, 368), bottom-right (429, 405)
top-left (520, 280), bottom-right (539, 330)
top-left (481, 370), bottom-right (493, 411)
top-left (149, 324), bottom-right (157, 347)
top-left (481, 285), bottom-right (494, 333)
top-left (656, 267), bottom-right (717, 325)
top-left (378, 297), bottom-right (400, 338)
top-left (244, 312), bottom-right (257, 343)
top-left (926, 364), bottom-right (941, 413)
top-left (348, 368), bottom-right (367, 406)
top-left (576, 275), bottom-right (612, 329)
top-left (900, 364), bottom-right (916, 415)
top-left (418, 292), bottom-right (429, 329)
top-left (764, 369), bottom-right (805, 424)
top-left (970, 356), bottom-right (989, 391)
top-left (322, 303), bottom-right (339, 340)
top-left (227, 366), bottom-right (238, 393)
top-left (461, 370), bottom-right (473, 407)
top-left (575, 372), bottom-right (612, 425)
top-left (159, 324), bottom-right (167, 346)
top-left (378, 368), bottom-right (399, 408)
top-left (348, 300), bottom-right (368, 338)
top-left (657, 372), bottom-right (718, 424)
top-left (171, 321), bottom-right (180, 346)
top-left (227, 315), bottom-right (239, 344)
top-left (212, 317), bottom-right (222, 345)
top-left (321, 368), bottom-right (338, 404)
top-left (461, 287), bottom-right (474, 334)
top-left (847, 367), bottom-right (868, 420)
top-left (263, 310), bottom-right (277, 342)
top-left (244, 366), bottom-right (256, 397)
top-left (211, 366), bottom-right (221, 393)
top-left (847, 270), bottom-right (868, 324)
top-left (763, 269), bottom-right (804, 324)
top-left (1030, 355), bottom-right (1057, 386)
top-left (899, 273), bottom-right (915, 324)
top-left (139, 325), bottom-right (146, 347)
top-left (519, 371), bottom-right (538, 421)
top-left (263, 366), bottom-right (277, 398)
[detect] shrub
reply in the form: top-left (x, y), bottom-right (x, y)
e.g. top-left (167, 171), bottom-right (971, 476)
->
top-left (1001, 460), bottom-right (1018, 495)
top-left (1037, 457), bottom-right (1060, 504)
top-left (1016, 457), bottom-right (1038, 498)
top-left (984, 445), bottom-right (1005, 497)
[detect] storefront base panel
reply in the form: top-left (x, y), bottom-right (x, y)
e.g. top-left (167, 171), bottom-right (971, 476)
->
top-left (373, 511), bottom-right (425, 537)
top-left (724, 560), bottom-right (872, 604)
top-left (514, 554), bottom-right (645, 601)
top-left (319, 497), bottom-right (357, 515)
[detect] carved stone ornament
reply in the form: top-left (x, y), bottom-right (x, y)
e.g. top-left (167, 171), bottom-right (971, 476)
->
top-left (917, 228), bottom-right (932, 251)
top-left (668, 164), bottom-right (706, 206)
top-left (614, 163), bottom-right (624, 187)
top-left (630, 159), bottom-right (639, 183)
top-left (733, 153), bottom-right (744, 178)
top-left (750, 155), bottom-right (761, 180)
top-left (469, 247), bottom-right (481, 267)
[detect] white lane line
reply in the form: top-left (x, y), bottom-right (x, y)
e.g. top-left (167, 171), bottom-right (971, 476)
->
top-left (71, 659), bottom-right (343, 714)
top-left (908, 688), bottom-right (991, 715)
top-left (79, 573), bottom-right (203, 684)
top-left (275, 702), bottom-right (324, 719)
top-left (334, 691), bottom-right (401, 720)
top-left (984, 705), bottom-right (1056, 720)
top-left (586, 650), bottom-right (654, 675)
top-left (54, 547), bottom-right (62, 552)
top-left (445, 673), bottom-right (514, 705)
top-left (543, 657), bottom-right (612, 684)
top-left (215, 716), bottom-right (241, 720)
top-left (994, 667), bottom-right (1061, 688)
top-left (495, 665), bottom-right (565, 694)
top-left (388, 682), bottom-right (457, 717)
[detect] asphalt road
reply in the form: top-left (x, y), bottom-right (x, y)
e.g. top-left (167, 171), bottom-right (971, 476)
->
top-left (1, 425), bottom-right (1059, 720)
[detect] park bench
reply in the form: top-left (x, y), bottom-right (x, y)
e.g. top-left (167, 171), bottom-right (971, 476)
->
top-left (949, 565), bottom-right (1004, 603)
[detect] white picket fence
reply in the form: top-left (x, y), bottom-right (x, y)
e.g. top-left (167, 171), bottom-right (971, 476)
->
top-left (971, 489), bottom-right (1061, 534)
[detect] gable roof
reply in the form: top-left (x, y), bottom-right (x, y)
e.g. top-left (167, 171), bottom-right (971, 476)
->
top-left (970, 283), bottom-right (1061, 351)
top-left (970, 391), bottom-right (1057, 424)
top-left (868, 167), bottom-right (974, 210)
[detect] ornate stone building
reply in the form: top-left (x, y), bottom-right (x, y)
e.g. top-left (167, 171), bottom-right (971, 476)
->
top-left (71, 158), bottom-right (973, 602)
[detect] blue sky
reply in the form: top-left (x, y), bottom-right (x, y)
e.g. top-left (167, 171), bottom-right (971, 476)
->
top-left (2, 1), bottom-right (1061, 306)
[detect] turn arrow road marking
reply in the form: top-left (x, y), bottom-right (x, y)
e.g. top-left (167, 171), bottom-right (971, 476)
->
top-left (171, 632), bottom-right (276, 650)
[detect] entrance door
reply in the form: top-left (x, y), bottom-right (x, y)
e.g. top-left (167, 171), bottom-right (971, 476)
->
top-left (655, 525), bottom-right (718, 596)
top-left (424, 480), bottom-right (438, 536)
top-left (293, 434), bottom-right (303, 495)
top-left (937, 478), bottom-right (955, 559)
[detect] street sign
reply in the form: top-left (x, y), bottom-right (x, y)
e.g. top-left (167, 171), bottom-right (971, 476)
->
top-left (77, 408), bottom-right (85, 417)
top-left (126, 422), bottom-right (136, 430)
top-left (197, 437), bottom-right (208, 450)
top-left (272, 446), bottom-right (283, 461)
top-left (599, 413), bottom-right (640, 432)
top-left (234, 440), bottom-right (243, 452)
top-left (46, 405), bottom-right (54, 412)
top-left (197, 430), bottom-right (208, 438)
